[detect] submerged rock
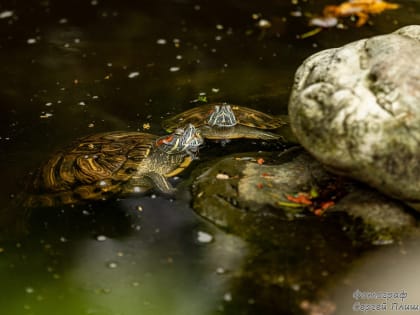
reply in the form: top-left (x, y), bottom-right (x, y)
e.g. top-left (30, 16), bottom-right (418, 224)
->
top-left (288, 25), bottom-right (420, 210)
top-left (191, 148), bottom-right (416, 245)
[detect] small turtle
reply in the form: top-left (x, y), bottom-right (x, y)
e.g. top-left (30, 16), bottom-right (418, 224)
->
top-left (25, 124), bottom-right (203, 208)
top-left (162, 103), bottom-right (287, 140)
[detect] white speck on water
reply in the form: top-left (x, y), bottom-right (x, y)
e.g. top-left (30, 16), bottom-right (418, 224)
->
top-left (88, 123), bottom-right (94, 128)
top-left (99, 180), bottom-right (107, 186)
top-left (216, 267), bottom-right (225, 274)
top-left (64, 43), bottom-right (70, 48)
top-left (82, 210), bottom-right (90, 216)
top-left (194, 4), bottom-right (200, 11)
top-left (169, 66), bottom-right (180, 72)
top-left (91, 0), bottom-right (98, 5)
top-left (215, 35), bottom-right (222, 41)
top-left (212, 88), bottom-right (220, 93)
top-left (107, 261), bottom-right (118, 269)
top-left (45, 102), bottom-right (53, 106)
top-left (223, 292), bottom-right (232, 302)
top-left (27, 38), bottom-right (37, 44)
top-left (156, 38), bottom-right (167, 45)
top-left (78, 101), bottom-right (86, 106)
top-left (92, 95), bottom-right (99, 99)
top-left (176, 55), bottom-right (182, 60)
top-left (96, 235), bottom-right (107, 242)
top-left (216, 24), bottom-right (224, 30)
top-left (128, 71), bottom-right (140, 79)
top-left (0, 11), bottom-right (13, 19)
top-left (59, 18), bottom-right (68, 24)
top-left (25, 287), bottom-right (35, 294)
top-left (197, 231), bottom-right (213, 243)
top-left (137, 205), bottom-right (143, 212)
top-left (216, 173), bottom-right (229, 180)
top-left (40, 112), bottom-right (53, 119)
top-left (107, 62), bottom-right (113, 67)
top-left (131, 281), bottom-right (140, 287)
top-left (258, 19), bottom-right (272, 29)
top-left (74, 38), bottom-right (80, 44)
top-left (150, 194), bottom-right (156, 199)
top-left (59, 236), bottom-right (67, 243)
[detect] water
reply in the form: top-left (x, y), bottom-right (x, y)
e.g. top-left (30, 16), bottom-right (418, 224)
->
top-left (1, 0), bottom-right (420, 314)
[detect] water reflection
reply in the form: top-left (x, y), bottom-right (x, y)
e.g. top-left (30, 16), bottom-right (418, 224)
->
top-left (1, 0), bottom-right (420, 314)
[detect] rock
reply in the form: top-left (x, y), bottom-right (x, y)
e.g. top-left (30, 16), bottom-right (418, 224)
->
top-left (331, 188), bottom-right (416, 245)
top-left (192, 148), bottom-right (339, 229)
top-left (288, 25), bottom-right (420, 210)
top-left (191, 147), bottom-right (416, 244)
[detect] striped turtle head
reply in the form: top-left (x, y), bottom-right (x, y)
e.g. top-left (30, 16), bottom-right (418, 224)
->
top-left (207, 104), bottom-right (237, 127)
top-left (156, 124), bottom-right (203, 157)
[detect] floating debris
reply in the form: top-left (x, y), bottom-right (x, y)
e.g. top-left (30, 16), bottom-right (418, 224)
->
top-left (96, 235), bottom-right (107, 241)
top-left (25, 287), bottom-right (35, 294)
top-left (40, 112), bottom-right (53, 119)
top-left (197, 230), bottom-right (213, 243)
top-left (106, 261), bottom-right (118, 269)
top-left (257, 19), bottom-right (272, 29)
top-left (128, 71), bottom-right (140, 79)
top-left (216, 173), bottom-right (230, 180)
top-left (223, 292), bottom-right (232, 302)
top-left (310, 0), bottom-right (400, 28)
top-left (299, 27), bottom-right (323, 39)
top-left (142, 122), bottom-right (150, 130)
top-left (0, 11), bottom-right (13, 19)
top-left (27, 38), bottom-right (37, 44)
top-left (216, 267), bottom-right (225, 274)
top-left (169, 66), bottom-right (180, 72)
top-left (156, 38), bottom-right (167, 45)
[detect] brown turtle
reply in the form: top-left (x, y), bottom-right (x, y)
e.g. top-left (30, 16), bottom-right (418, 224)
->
top-left (25, 124), bottom-right (203, 207)
top-left (162, 103), bottom-right (287, 140)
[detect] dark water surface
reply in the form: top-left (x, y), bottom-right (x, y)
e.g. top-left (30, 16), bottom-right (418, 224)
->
top-left (1, 1), bottom-right (420, 314)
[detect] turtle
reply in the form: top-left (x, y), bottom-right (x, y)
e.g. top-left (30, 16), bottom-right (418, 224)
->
top-left (24, 124), bottom-right (203, 208)
top-left (162, 102), bottom-right (287, 140)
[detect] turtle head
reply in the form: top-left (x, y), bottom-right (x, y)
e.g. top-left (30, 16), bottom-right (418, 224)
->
top-left (207, 104), bottom-right (237, 127)
top-left (156, 124), bottom-right (203, 158)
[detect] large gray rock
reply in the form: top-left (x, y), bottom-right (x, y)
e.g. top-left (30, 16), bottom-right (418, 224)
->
top-left (289, 25), bottom-right (420, 210)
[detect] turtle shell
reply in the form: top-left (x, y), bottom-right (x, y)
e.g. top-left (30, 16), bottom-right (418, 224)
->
top-left (27, 131), bottom-right (158, 207)
top-left (162, 103), bottom-right (286, 132)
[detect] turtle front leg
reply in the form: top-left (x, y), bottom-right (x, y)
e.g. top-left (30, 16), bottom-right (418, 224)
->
top-left (124, 172), bottom-right (176, 195)
top-left (143, 172), bottom-right (176, 195)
